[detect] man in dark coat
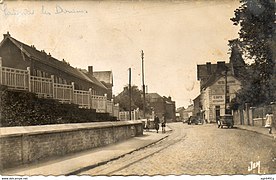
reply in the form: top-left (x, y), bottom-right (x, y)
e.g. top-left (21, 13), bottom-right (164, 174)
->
top-left (154, 116), bottom-right (160, 133)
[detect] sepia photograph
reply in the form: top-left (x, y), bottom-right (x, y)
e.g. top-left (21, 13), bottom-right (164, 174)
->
top-left (0, 0), bottom-right (275, 179)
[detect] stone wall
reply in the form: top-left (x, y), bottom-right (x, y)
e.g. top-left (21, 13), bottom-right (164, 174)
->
top-left (0, 121), bottom-right (143, 170)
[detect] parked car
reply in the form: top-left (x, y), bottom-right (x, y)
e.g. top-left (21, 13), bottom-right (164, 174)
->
top-left (187, 116), bottom-right (199, 125)
top-left (217, 114), bottom-right (234, 128)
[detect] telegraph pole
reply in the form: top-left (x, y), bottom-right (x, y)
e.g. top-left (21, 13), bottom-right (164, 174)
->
top-left (129, 68), bottom-right (132, 120)
top-left (141, 50), bottom-right (146, 119)
top-left (224, 67), bottom-right (228, 115)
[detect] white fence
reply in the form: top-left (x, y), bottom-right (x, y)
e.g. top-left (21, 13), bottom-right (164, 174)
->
top-left (0, 59), bottom-right (119, 118)
top-left (119, 109), bottom-right (140, 120)
top-left (30, 75), bottom-right (53, 98)
top-left (0, 65), bottom-right (29, 91)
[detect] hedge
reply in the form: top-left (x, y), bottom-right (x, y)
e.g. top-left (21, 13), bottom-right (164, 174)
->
top-left (0, 86), bottom-right (117, 127)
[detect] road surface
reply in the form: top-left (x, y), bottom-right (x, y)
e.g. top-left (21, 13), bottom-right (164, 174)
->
top-left (80, 123), bottom-right (276, 175)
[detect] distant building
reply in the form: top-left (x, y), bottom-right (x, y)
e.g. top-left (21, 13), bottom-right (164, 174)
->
top-left (163, 96), bottom-right (176, 122)
top-left (176, 107), bottom-right (185, 121)
top-left (193, 94), bottom-right (201, 119)
top-left (93, 71), bottom-right (113, 100)
top-left (146, 93), bottom-right (176, 122)
top-left (181, 105), bottom-right (194, 122)
top-left (196, 61), bottom-right (242, 123)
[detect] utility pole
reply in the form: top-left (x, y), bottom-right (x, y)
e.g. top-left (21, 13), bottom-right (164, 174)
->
top-left (129, 68), bottom-right (132, 120)
top-left (141, 50), bottom-right (146, 119)
top-left (224, 67), bottom-right (228, 115)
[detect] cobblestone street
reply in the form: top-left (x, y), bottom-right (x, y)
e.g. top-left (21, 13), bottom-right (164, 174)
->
top-left (81, 123), bottom-right (276, 176)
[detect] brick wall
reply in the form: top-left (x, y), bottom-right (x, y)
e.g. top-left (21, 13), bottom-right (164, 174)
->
top-left (0, 121), bottom-right (143, 170)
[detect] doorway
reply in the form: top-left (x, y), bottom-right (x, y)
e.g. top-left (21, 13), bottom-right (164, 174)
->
top-left (215, 106), bottom-right (220, 123)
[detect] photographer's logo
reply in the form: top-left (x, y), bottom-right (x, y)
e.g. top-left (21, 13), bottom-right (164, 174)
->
top-left (248, 161), bottom-right (261, 174)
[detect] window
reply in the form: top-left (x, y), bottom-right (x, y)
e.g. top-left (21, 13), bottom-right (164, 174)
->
top-left (37, 70), bottom-right (42, 77)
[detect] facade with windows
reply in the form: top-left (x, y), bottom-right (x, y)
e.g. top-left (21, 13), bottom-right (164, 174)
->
top-left (200, 74), bottom-right (241, 123)
top-left (146, 93), bottom-right (176, 122)
top-left (196, 61), bottom-right (242, 123)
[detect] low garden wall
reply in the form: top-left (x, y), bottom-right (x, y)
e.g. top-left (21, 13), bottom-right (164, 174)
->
top-left (0, 121), bottom-right (143, 170)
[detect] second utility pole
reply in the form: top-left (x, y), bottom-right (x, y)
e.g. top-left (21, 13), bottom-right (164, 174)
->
top-left (141, 50), bottom-right (146, 119)
top-left (129, 68), bottom-right (132, 120)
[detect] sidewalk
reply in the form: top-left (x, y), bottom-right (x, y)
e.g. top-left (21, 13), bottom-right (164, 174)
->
top-left (1, 127), bottom-right (172, 176)
top-left (236, 124), bottom-right (276, 140)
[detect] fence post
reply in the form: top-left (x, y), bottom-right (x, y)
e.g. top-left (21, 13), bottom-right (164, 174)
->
top-left (51, 75), bottom-right (55, 98)
top-left (0, 57), bottom-right (2, 85)
top-left (27, 67), bottom-right (31, 92)
top-left (245, 103), bottom-right (250, 125)
top-left (111, 99), bottom-right (114, 117)
top-left (89, 88), bottom-right (92, 109)
top-left (251, 107), bottom-right (254, 126)
top-left (71, 82), bottom-right (75, 103)
top-left (117, 103), bottom-right (120, 118)
top-left (104, 93), bottom-right (107, 113)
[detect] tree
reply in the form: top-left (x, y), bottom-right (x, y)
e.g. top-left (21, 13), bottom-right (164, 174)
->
top-left (114, 85), bottom-right (149, 112)
top-left (231, 0), bottom-right (275, 105)
top-left (229, 39), bottom-right (247, 80)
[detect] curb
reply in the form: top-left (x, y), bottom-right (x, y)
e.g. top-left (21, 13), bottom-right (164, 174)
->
top-left (236, 126), bottom-right (276, 141)
top-left (66, 134), bottom-right (170, 175)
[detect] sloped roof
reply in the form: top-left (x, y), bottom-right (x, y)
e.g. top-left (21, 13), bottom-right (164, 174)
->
top-left (78, 69), bottom-right (107, 90)
top-left (0, 34), bottom-right (106, 90)
top-left (176, 107), bottom-right (185, 112)
top-left (146, 93), bottom-right (163, 100)
top-left (201, 73), bottom-right (223, 90)
top-left (193, 94), bottom-right (201, 102)
top-left (93, 71), bottom-right (113, 85)
top-left (201, 73), bottom-right (241, 90)
top-left (185, 104), bottom-right (194, 111)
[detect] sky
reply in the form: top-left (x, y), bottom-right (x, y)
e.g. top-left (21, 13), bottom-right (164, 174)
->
top-left (0, 0), bottom-right (240, 108)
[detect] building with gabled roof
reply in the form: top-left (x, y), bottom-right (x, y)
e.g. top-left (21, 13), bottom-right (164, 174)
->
top-left (0, 32), bottom-right (108, 96)
top-left (93, 70), bottom-right (113, 100)
top-left (197, 61), bottom-right (232, 90)
top-left (146, 93), bottom-right (176, 122)
top-left (196, 60), bottom-right (242, 123)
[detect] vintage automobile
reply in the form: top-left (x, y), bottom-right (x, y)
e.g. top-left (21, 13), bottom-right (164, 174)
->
top-left (217, 114), bottom-right (234, 128)
top-left (187, 116), bottom-right (199, 125)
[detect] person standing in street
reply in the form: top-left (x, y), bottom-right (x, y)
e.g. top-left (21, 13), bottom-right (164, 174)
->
top-left (145, 118), bottom-right (150, 131)
top-left (161, 114), bottom-right (166, 133)
top-left (154, 115), bottom-right (160, 133)
top-left (265, 111), bottom-right (274, 134)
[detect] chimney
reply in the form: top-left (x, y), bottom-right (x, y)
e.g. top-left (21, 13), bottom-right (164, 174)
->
top-left (216, 61), bottom-right (226, 73)
top-left (3, 32), bottom-right (10, 39)
top-left (206, 62), bottom-right (211, 75)
top-left (88, 66), bottom-right (93, 75)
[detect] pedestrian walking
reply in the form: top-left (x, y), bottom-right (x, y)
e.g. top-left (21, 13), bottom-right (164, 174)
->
top-left (161, 114), bottom-right (166, 133)
top-left (265, 111), bottom-right (274, 134)
top-left (146, 118), bottom-right (150, 131)
top-left (154, 116), bottom-right (160, 133)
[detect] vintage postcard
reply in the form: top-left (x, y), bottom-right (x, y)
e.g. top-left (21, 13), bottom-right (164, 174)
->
top-left (0, 0), bottom-right (275, 179)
